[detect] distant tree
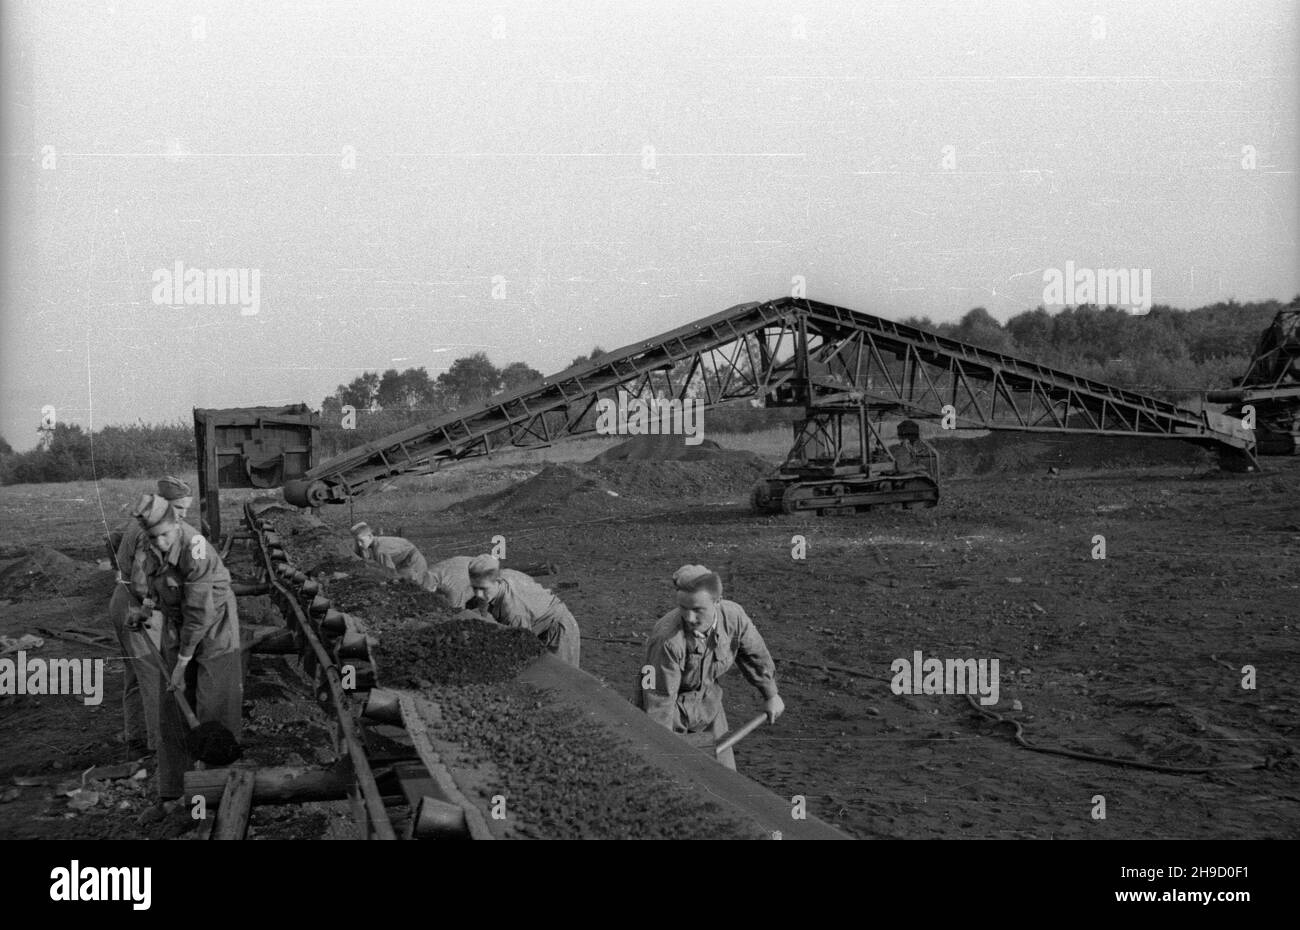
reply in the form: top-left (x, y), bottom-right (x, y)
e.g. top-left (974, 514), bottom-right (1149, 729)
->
top-left (437, 352), bottom-right (501, 406)
top-left (500, 361), bottom-right (544, 392)
top-left (569, 346), bottom-right (606, 368)
top-left (0, 434), bottom-right (11, 456)
top-left (1005, 307), bottom-right (1053, 352)
top-left (376, 366), bottom-right (438, 410)
top-left (375, 368), bottom-right (404, 409)
top-left (335, 372), bottom-right (381, 412)
top-left (951, 307), bottom-right (1014, 353)
top-left (398, 367), bottom-right (437, 408)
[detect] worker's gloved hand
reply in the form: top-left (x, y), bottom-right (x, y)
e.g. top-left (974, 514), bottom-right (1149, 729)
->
top-left (763, 693), bottom-right (786, 724)
top-left (170, 655), bottom-right (191, 692)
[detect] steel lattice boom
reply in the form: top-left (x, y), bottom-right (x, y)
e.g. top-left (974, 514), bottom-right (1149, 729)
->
top-left (284, 297), bottom-right (1256, 506)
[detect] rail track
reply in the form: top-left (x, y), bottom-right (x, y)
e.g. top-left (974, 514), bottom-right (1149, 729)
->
top-left (188, 501), bottom-right (847, 841)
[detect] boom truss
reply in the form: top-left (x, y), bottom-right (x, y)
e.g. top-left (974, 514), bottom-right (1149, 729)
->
top-left (285, 297), bottom-right (1256, 506)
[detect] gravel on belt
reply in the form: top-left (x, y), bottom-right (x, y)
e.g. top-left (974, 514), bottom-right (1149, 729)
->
top-left (324, 566), bottom-right (452, 619)
top-left (374, 617), bottom-right (546, 686)
top-left (431, 681), bottom-right (769, 840)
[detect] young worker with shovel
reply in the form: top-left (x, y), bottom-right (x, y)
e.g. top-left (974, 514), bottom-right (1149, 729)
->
top-left (105, 479), bottom-right (199, 757)
top-left (136, 497), bottom-right (243, 802)
top-left (636, 564), bottom-right (785, 770)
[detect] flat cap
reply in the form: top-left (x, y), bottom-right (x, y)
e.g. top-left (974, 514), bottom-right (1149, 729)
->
top-left (156, 475), bottom-right (192, 500)
top-left (133, 493), bottom-right (175, 529)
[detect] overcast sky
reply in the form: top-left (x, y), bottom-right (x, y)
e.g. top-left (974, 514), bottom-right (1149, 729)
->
top-left (2, 0), bottom-right (1296, 450)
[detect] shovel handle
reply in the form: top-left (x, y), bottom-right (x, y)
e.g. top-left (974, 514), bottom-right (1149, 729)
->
top-left (715, 713), bottom-right (768, 757)
top-left (137, 625), bottom-right (201, 730)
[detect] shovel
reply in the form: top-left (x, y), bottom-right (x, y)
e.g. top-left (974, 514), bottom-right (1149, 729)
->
top-left (136, 615), bottom-right (241, 766)
top-left (715, 713), bottom-right (768, 758)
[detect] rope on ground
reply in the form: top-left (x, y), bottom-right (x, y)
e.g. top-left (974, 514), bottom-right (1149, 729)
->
top-left (772, 658), bottom-right (1273, 774)
top-left (963, 693), bottom-right (1271, 775)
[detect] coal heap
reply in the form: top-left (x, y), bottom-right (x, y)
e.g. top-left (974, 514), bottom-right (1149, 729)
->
top-left (375, 617), bottom-right (546, 687)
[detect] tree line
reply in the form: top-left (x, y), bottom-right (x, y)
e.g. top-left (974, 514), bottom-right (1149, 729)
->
top-left (902, 298), bottom-right (1294, 397)
top-left (2, 297), bottom-right (1293, 483)
top-left (316, 351), bottom-right (576, 456)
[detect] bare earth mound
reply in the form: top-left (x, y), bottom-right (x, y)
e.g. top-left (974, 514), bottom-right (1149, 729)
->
top-left (934, 432), bottom-right (1210, 476)
top-left (0, 547), bottom-right (111, 601)
top-left (450, 437), bottom-right (776, 518)
top-left (449, 463), bottom-right (629, 519)
top-left (590, 433), bottom-right (729, 462)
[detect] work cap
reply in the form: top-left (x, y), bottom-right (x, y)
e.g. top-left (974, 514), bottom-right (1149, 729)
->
top-left (674, 564), bottom-right (723, 598)
top-left (133, 493), bottom-right (175, 530)
top-left (673, 564), bottom-right (712, 589)
top-left (156, 475), bottom-right (192, 500)
top-left (350, 522), bottom-right (371, 536)
top-left (467, 554), bottom-right (500, 581)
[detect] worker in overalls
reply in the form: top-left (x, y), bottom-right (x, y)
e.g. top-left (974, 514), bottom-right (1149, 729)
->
top-left (104, 479), bottom-right (198, 757)
top-left (467, 555), bottom-right (581, 667)
top-left (636, 564), bottom-right (784, 770)
top-left (350, 522), bottom-right (429, 584)
top-left (138, 500), bottom-right (242, 801)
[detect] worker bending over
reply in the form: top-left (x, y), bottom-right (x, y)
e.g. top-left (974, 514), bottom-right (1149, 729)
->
top-left (138, 498), bottom-right (242, 801)
top-left (637, 564), bottom-right (785, 770)
top-left (350, 522), bottom-right (429, 584)
top-left (422, 555), bottom-right (476, 609)
top-left (467, 555), bottom-right (580, 667)
top-left (104, 477), bottom-right (197, 756)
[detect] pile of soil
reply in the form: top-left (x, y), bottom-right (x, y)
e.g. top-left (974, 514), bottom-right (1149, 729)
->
top-left (590, 458), bottom-right (772, 500)
top-left (450, 438), bottom-right (777, 519)
top-left (0, 547), bottom-right (111, 601)
top-left (590, 434), bottom-right (774, 497)
top-left (374, 617), bottom-right (546, 686)
top-left (449, 463), bottom-right (630, 519)
top-left (591, 434), bottom-right (734, 463)
top-left (431, 680), bottom-right (768, 840)
top-left (933, 432), bottom-right (1209, 477)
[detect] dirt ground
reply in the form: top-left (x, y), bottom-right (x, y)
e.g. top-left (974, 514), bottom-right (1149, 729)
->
top-left (2, 433), bottom-right (1297, 839)
top-left (336, 434), bottom-right (1300, 840)
top-left (0, 485), bottom-right (352, 840)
